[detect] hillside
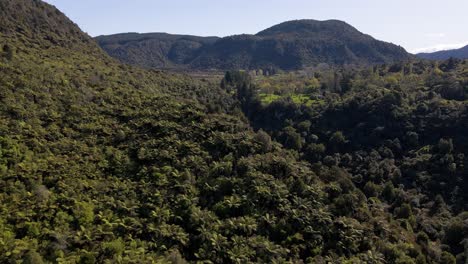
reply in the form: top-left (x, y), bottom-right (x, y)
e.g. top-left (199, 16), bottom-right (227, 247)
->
top-left (97, 20), bottom-right (412, 71)
top-left (96, 33), bottom-right (219, 69)
top-left (417, 45), bottom-right (468, 60)
top-left (228, 59), bottom-right (468, 263)
top-left (0, 0), bottom-right (466, 263)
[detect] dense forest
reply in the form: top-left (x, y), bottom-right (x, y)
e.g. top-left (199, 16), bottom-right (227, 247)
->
top-left (222, 60), bottom-right (468, 263)
top-left (0, 0), bottom-right (467, 263)
top-left (96, 19), bottom-right (411, 71)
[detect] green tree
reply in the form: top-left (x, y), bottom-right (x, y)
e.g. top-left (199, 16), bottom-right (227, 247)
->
top-left (2, 44), bottom-right (14, 61)
top-left (23, 251), bottom-right (44, 264)
top-left (437, 138), bottom-right (453, 154)
top-left (439, 251), bottom-right (456, 264)
top-left (255, 129), bottom-right (272, 153)
top-left (73, 201), bottom-right (95, 226)
top-left (282, 126), bottom-right (303, 150)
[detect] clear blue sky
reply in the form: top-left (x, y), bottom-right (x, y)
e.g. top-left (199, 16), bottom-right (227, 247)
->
top-left (44, 0), bottom-right (467, 53)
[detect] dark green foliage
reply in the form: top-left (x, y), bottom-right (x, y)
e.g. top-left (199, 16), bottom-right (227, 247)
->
top-left (22, 251), bottom-right (44, 264)
top-left (0, 0), bottom-right (466, 263)
top-left (443, 216), bottom-right (468, 256)
top-left (440, 251), bottom-right (456, 264)
top-left (95, 33), bottom-right (219, 69)
top-left (396, 203), bottom-right (413, 219)
top-left (363, 182), bottom-right (380, 198)
top-left (382, 182), bottom-right (396, 202)
top-left (221, 58), bottom-right (468, 262)
top-left (2, 44), bottom-right (13, 60)
top-left (437, 138), bottom-right (453, 154)
top-left (97, 19), bottom-right (412, 71)
top-left (254, 129), bottom-right (272, 153)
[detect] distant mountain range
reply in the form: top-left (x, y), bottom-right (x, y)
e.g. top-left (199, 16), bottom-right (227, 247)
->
top-left (96, 20), bottom-right (412, 70)
top-left (417, 45), bottom-right (468, 60)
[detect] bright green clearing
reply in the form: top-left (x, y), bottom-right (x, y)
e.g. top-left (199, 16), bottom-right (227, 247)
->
top-left (259, 93), bottom-right (324, 107)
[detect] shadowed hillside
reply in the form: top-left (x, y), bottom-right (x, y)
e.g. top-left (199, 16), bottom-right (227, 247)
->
top-left (95, 33), bottom-right (219, 69)
top-left (97, 19), bottom-right (412, 71)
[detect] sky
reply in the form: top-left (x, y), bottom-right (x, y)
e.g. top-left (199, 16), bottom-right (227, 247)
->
top-left (43, 0), bottom-right (468, 54)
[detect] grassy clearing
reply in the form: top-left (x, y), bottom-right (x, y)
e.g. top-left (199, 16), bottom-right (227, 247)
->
top-left (259, 93), bottom-right (282, 104)
top-left (259, 93), bottom-right (324, 107)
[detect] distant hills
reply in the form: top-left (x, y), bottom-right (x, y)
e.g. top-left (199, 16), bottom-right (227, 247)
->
top-left (96, 20), bottom-right (412, 70)
top-left (95, 33), bottom-right (219, 69)
top-left (417, 45), bottom-right (468, 60)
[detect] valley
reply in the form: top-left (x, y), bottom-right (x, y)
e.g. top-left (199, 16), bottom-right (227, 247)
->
top-left (0, 0), bottom-right (466, 263)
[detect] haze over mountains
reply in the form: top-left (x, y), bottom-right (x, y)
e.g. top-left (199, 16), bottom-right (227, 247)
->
top-left (417, 45), bottom-right (468, 60)
top-left (96, 20), bottom-right (412, 70)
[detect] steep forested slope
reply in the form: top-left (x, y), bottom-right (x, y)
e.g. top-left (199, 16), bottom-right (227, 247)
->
top-left (0, 0), bottom-right (464, 263)
top-left (225, 59), bottom-right (468, 263)
top-left (97, 20), bottom-right (412, 71)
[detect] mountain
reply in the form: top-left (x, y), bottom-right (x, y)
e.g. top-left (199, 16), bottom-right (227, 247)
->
top-left (417, 45), bottom-right (468, 60)
top-left (96, 20), bottom-right (412, 70)
top-left (95, 33), bottom-right (219, 68)
top-left (0, 0), bottom-right (99, 54)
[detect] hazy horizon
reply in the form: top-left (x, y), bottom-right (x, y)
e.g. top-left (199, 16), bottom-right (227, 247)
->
top-left (43, 0), bottom-right (467, 54)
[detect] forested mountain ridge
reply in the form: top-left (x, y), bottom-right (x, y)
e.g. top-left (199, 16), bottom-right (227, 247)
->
top-left (95, 33), bottom-right (220, 69)
top-left (0, 0), bottom-right (466, 263)
top-left (96, 19), bottom-right (412, 71)
top-left (0, 0), bottom-right (100, 55)
top-left (417, 45), bottom-right (468, 60)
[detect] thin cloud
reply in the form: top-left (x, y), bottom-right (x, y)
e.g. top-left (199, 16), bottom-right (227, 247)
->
top-left (424, 33), bottom-right (446, 38)
top-left (411, 41), bottom-right (468, 54)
